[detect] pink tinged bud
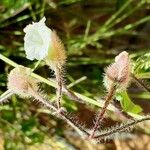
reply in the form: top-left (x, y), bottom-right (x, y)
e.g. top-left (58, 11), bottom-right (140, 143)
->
top-left (7, 66), bottom-right (38, 97)
top-left (104, 51), bottom-right (131, 90)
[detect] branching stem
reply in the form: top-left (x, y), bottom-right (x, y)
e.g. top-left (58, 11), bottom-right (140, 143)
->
top-left (28, 86), bottom-right (89, 137)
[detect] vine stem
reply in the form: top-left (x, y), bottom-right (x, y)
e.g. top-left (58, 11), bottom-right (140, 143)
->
top-left (94, 116), bottom-right (150, 140)
top-left (28, 86), bottom-right (89, 137)
top-left (89, 84), bottom-right (116, 139)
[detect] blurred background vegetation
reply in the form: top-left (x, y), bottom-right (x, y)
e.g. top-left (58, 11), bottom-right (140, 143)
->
top-left (0, 0), bottom-right (150, 149)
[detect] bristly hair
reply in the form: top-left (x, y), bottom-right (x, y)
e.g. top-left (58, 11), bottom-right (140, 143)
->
top-left (63, 112), bottom-right (90, 137)
top-left (93, 116), bottom-right (150, 143)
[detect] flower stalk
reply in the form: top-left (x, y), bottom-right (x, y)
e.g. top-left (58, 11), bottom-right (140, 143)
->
top-left (27, 85), bottom-right (89, 137)
top-left (90, 51), bottom-right (131, 139)
top-left (54, 66), bottom-right (63, 108)
top-left (89, 83), bottom-right (116, 139)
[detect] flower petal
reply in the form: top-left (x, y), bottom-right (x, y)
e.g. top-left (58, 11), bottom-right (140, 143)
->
top-left (24, 17), bottom-right (51, 60)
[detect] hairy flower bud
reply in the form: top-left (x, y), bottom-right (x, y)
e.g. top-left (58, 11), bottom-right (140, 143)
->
top-left (45, 31), bottom-right (66, 69)
top-left (104, 51), bottom-right (131, 90)
top-left (7, 66), bottom-right (38, 97)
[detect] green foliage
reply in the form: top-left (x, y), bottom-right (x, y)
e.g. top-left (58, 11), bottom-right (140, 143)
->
top-left (116, 91), bottom-right (142, 114)
top-left (134, 52), bottom-right (150, 73)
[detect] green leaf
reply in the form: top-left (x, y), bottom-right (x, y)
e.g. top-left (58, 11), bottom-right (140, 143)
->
top-left (116, 91), bottom-right (142, 114)
top-left (21, 117), bottom-right (37, 132)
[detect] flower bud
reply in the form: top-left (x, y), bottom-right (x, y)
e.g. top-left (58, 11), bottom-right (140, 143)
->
top-left (45, 31), bottom-right (66, 70)
top-left (104, 51), bottom-right (131, 90)
top-left (7, 66), bottom-right (38, 97)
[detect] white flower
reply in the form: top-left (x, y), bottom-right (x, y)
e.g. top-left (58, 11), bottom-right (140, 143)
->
top-left (24, 17), bottom-right (52, 60)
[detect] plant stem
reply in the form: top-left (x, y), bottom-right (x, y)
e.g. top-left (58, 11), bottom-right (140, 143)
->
top-left (28, 86), bottom-right (89, 136)
top-left (62, 85), bottom-right (84, 103)
top-left (59, 111), bottom-right (90, 137)
top-left (94, 116), bottom-right (150, 140)
top-left (0, 54), bottom-right (144, 119)
top-left (0, 89), bottom-right (12, 98)
top-left (67, 76), bottom-right (87, 88)
top-left (89, 84), bottom-right (116, 139)
top-left (55, 66), bottom-right (63, 109)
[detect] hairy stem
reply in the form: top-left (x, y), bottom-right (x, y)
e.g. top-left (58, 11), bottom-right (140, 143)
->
top-left (29, 87), bottom-right (57, 111)
top-left (89, 84), bottom-right (116, 139)
top-left (55, 66), bottom-right (63, 109)
top-left (94, 116), bottom-right (150, 140)
top-left (59, 111), bottom-right (90, 137)
top-left (28, 86), bottom-right (89, 136)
